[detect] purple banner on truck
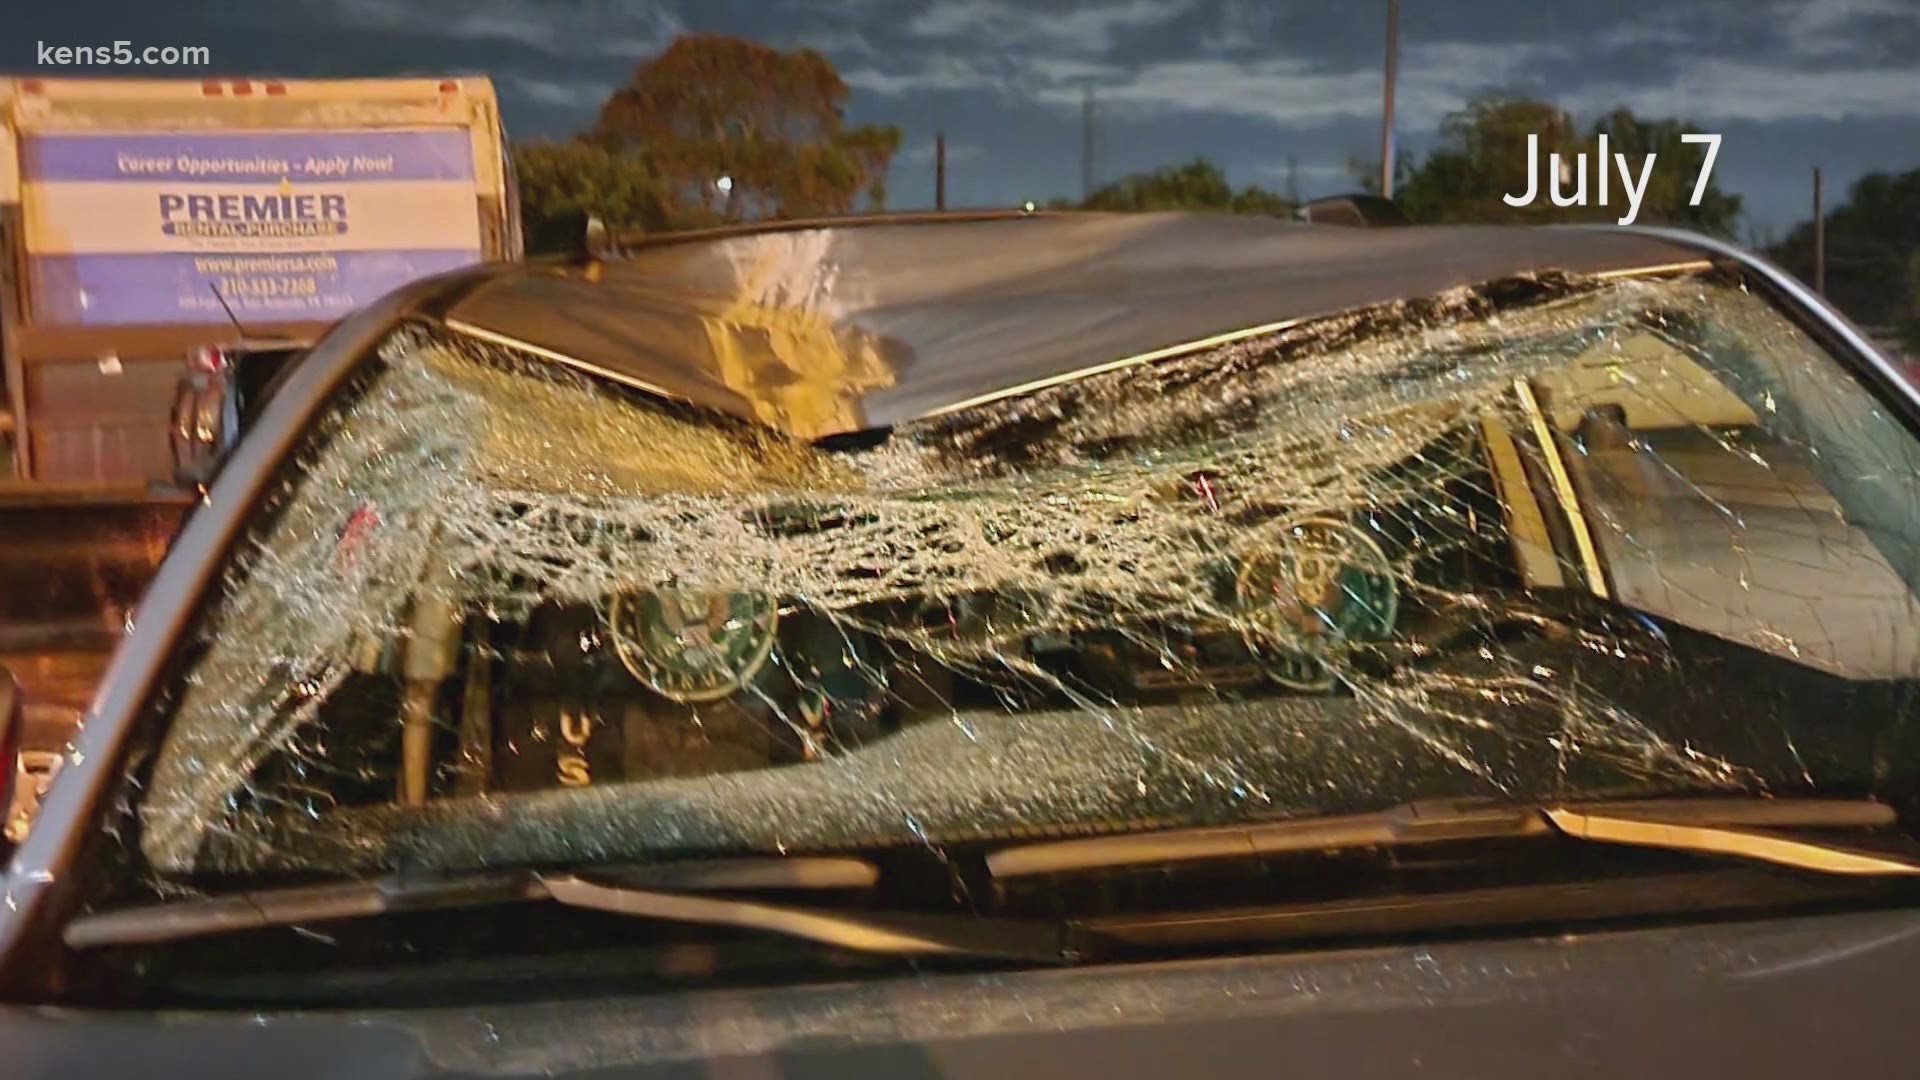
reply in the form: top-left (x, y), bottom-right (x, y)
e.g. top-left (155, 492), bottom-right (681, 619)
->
top-left (21, 129), bottom-right (478, 184)
top-left (26, 250), bottom-right (483, 325)
top-left (23, 128), bottom-right (484, 327)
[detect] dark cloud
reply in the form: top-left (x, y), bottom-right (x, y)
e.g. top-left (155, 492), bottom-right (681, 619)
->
top-left (9, 0), bottom-right (1919, 231)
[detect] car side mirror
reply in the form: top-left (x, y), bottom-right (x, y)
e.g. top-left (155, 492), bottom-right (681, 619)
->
top-left (170, 357), bottom-right (239, 488)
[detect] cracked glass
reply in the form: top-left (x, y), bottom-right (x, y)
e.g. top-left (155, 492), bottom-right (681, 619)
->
top-left (112, 268), bottom-right (1920, 883)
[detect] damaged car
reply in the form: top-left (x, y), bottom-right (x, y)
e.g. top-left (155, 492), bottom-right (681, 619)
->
top-left (7, 211), bottom-right (1920, 1076)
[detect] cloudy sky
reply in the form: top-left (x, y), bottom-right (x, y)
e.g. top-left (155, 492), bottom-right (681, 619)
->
top-left (13, 0), bottom-right (1920, 235)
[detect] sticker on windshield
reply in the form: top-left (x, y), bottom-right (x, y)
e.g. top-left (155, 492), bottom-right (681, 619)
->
top-left (608, 588), bottom-right (781, 702)
top-left (1236, 516), bottom-right (1398, 691)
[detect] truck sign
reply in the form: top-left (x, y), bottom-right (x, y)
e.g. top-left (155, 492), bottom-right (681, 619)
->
top-left (22, 128), bottom-right (484, 325)
top-left (2, 76), bottom-right (517, 486)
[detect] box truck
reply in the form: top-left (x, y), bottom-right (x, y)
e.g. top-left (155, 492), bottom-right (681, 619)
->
top-left (0, 74), bottom-right (520, 757)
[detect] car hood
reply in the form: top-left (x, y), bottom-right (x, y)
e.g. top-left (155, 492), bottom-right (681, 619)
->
top-left (442, 213), bottom-right (1706, 439)
top-left (10, 907), bottom-right (1920, 1076)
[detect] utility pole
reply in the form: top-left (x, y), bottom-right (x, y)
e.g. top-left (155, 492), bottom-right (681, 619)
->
top-left (1379, 0), bottom-right (1399, 198)
top-left (1813, 166), bottom-right (1826, 296)
top-left (1082, 85), bottom-right (1095, 203)
top-left (935, 132), bottom-right (947, 211)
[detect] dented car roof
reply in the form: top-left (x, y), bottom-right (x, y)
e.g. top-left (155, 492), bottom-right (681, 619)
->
top-left (443, 212), bottom-right (1710, 438)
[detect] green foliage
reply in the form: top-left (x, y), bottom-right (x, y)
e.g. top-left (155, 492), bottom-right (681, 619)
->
top-left (512, 34), bottom-right (902, 247)
top-left (1908, 253), bottom-right (1920, 354)
top-left (1393, 94), bottom-right (1741, 236)
top-left (1396, 96), bottom-right (1573, 224)
top-left (1770, 167), bottom-right (1920, 349)
top-left (1081, 157), bottom-right (1294, 216)
top-left (587, 34), bottom-right (901, 222)
top-left (1231, 184), bottom-right (1294, 217)
top-left (513, 140), bottom-right (672, 254)
top-left (1589, 109), bottom-right (1741, 235)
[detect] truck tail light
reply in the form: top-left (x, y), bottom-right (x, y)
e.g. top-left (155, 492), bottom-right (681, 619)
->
top-left (188, 345), bottom-right (229, 375)
top-left (172, 347), bottom-right (238, 487)
top-left (0, 667), bottom-right (21, 846)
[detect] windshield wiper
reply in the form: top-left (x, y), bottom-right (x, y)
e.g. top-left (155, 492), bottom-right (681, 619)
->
top-left (986, 797), bottom-right (1920, 879)
top-left (537, 874), bottom-right (1067, 961)
top-left (71, 800), bottom-right (1916, 958)
top-left (1543, 802), bottom-right (1920, 876)
top-left (64, 855), bottom-right (1071, 963)
top-left (62, 869), bottom-right (543, 949)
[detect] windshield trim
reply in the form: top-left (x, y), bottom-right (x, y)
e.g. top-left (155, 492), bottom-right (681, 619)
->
top-left (14, 228), bottom-right (1894, 981)
top-left (1603, 226), bottom-right (1920, 428)
top-left (139, 269), bottom-right (1920, 881)
top-left (0, 269), bottom-right (499, 979)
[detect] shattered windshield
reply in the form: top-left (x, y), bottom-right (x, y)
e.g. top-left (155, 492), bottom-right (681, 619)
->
top-left (123, 269), bottom-right (1920, 882)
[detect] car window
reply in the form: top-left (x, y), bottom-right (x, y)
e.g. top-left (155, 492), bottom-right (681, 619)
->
top-left (121, 272), bottom-right (1920, 882)
top-left (1532, 324), bottom-right (1920, 677)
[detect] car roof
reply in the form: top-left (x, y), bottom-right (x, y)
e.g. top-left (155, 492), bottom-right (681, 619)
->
top-left (443, 212), bottom-right (1712, 438)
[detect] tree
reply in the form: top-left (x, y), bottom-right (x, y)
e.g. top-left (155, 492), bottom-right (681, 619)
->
top-left (1770, 167), bottom-right (1920, 351)
top-left (1391, 94), bottom-right (1742, 235)
top-left (588, 34), bottom-right (901, 222)
top-left (1231, 184), bottom-right (1294, 217)
top-left (1588, 108), bottom-right (1740, 235)
top-left (513, 141), bottom-right (672, 253)
top-left (1910, 253), bottom-right (1920, 352)
top-left (1081, 157), bottom-right (1295, 216)
top-left (1396, 96), bottom-right (1575, 225)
